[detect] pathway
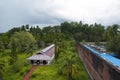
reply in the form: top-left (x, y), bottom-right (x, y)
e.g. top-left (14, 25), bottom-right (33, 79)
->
top-left (22, 65), bottom-right (38, 80)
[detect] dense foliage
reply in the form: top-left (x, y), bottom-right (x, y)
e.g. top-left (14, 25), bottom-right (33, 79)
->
top-left (30, 41), bottom-right (90, 80)
top-left (106, 34), bottom-right (120, 55)
top-left (0, 21), bottom-right (120, 79)
top-left (104, 24), bottom-right (120, 54)
top-left (10, 31), bottom-right (37, 53)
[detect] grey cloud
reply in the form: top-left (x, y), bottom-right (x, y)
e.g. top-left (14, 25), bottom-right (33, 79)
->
top-left (0, 0), bottom-right (120, 33)
top-left (0, 0), bottom-right (66, 32)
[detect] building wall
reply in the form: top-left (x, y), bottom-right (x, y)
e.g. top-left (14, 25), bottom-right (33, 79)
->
top-left (77, 44), bottom-right (120, 80)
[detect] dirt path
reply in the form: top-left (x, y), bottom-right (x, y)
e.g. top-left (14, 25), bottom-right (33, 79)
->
top-left (22, 65), bottom-right (38, 80)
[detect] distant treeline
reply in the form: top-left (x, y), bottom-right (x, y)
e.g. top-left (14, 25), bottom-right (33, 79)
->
top-left (0, 21), bottom-right (120, 54)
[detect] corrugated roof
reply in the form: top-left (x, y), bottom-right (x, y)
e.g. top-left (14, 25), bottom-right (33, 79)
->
top-left (27, 44), bottom-right (55, 60)
top-left (40, 44), bottom-right (55, 53)
top-left (84, 45), bottom-right (120, 68)
top-left (100, 54), bottom-right (120, 68)
top-left (27, 54), bottom-right (52, 60)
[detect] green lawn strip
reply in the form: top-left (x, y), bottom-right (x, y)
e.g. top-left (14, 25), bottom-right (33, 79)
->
top-left (30, 64), bottom-right (67, 80)
top-left (30, 41), bottom-right (90, 80)
top-left (0, 41), bottom-right (90, 80)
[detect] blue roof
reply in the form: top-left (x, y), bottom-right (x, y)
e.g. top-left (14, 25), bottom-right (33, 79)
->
top-left (84, 45), bottom-right (120, 68)
top-left (84, 45), bottom-right (100, 55)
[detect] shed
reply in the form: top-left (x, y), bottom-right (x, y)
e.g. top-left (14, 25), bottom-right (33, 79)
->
top-left (27, 44), bottom-right (55, 65)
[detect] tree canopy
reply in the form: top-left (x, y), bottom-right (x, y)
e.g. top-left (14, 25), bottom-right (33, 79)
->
top-left (9, 31), bottom-right (37, 53)
top-left (104, 24), bottom-right (120, 54)
top-left (1, 21), bottom-right (120, 79)
top-left (106, 34), bottom-right (120, 55)
top-left (0, 21), bottom-right (120, 55)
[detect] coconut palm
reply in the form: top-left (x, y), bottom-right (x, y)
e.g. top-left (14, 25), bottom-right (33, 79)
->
top-left (59, 54), bottom-right (79, 80)
top-left (104, 25), bottom-right (120, 41)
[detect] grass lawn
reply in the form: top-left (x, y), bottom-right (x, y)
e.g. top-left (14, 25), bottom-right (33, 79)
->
top-left (0, 41), bottom-right (90, 80)
top-left (30, 64), bottom-right (67, 80)
top-left (30, 41), bottom-right (90, 80)
top-left (30, 62), bottom-right (90, 80)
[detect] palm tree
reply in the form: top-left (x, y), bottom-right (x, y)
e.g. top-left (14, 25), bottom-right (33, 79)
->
top-left (111, 24), bottom-right (120, 36)
top-left (104, 25), bottom-right (120, 41)
top-left (59, 54), bottom-right (78, 80)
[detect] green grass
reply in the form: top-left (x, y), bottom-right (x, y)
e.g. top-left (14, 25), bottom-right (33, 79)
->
top-left (31, 64), bottom-right (67, 80)
top-left (0, 41), bottom-right (90, 80)
top-left (30, 41), bottom-right (90, 80)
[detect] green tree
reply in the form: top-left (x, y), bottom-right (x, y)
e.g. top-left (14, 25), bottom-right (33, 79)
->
top-left (59, 54), bottom-right (79, 80)
top-left (42, 26), bottom-right (53, 34)
top-left (0, 33), bottom-right (10, 49)
top-left (73, 32), bottom-right (85, 43)
top-left (93, 23), bottom-right (105, 42)
top-left (21, 25), bottom-right (26, 31)
top-left (9, 31), bottom-right (37, 53)
top-left (0, 41), bottom-right (5, 53)
top-left (9, 38), bottom-right (17, 64)
top-left (25, 24), bottom-right (29, 30)
top-left (29, 26), bottom-right (42, 48)
top-left (104, 24), bottom-right (120, 41)
top-left (106, 34), bottom-right (120, 55)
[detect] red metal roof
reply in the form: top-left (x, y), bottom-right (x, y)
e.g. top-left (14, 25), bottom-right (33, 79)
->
top-left (40, 44), bottom-right (55, 57)
top-left (27, 44), bottom-right (55, 60)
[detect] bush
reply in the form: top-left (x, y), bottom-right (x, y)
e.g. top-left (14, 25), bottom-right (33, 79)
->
top-left (106, 35), bottom-right (120, 55)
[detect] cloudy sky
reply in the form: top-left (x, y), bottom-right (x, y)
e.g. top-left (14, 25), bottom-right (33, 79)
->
top-left (0, 0), bottom-right (120, 32)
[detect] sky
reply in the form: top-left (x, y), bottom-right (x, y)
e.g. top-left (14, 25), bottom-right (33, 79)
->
top-left (0, 0), bottom-right (120, 33)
